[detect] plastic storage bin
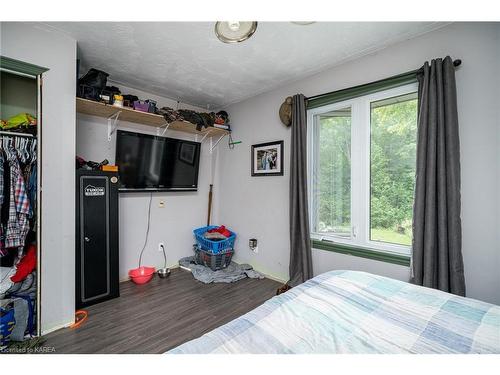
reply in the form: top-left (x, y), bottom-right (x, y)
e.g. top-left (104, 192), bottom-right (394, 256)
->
top-left (194, 246), bottom-right (233, 271)
top-left (133, 100), bottom-right (151, 112)
top-left (193, 225), bottom-right (236, 253)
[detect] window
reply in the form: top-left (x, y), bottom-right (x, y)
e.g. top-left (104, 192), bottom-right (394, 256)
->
top-left (308, 83), bottom-right (418, 256)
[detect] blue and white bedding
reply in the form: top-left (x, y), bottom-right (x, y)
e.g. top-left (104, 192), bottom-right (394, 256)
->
top-left (169, 270), bottom-right (500, 354)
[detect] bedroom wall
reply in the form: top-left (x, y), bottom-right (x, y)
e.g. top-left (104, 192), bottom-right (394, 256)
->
top-left (76, 83), bottom-right (220, 280)
top-left (216, 22), bottom-right (500, 304)
top-left (1, 22), bottom-right (77, 333)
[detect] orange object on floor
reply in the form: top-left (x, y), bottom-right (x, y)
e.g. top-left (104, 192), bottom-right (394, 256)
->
top-left (70, 310), bottom-right (88, 329)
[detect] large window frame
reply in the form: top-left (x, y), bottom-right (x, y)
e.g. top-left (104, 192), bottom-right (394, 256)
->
top-left (307, 83), bottom-right (418, 262)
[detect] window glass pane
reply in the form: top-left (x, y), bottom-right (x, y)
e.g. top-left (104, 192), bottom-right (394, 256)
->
top-left (370, 92), bottom-right (417, 246)
top-left (316, 107), bottom-right (351, 238)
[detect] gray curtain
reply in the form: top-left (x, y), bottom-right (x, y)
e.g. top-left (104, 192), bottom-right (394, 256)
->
top-left (288, 94), bottom-right (313, 287)
top-left (410, 56), bottom-right (466, 296)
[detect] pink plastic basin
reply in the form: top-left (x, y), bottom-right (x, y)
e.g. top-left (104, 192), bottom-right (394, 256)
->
top-left (129, 266), bottom-right (156, 284)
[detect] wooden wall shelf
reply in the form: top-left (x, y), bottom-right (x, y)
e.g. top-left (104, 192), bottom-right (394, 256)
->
top-left (76, 97), bottom-right (230, 138)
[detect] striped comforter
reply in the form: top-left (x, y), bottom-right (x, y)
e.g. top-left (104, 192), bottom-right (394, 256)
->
top-left (169, 270), bottom-right (500, 354)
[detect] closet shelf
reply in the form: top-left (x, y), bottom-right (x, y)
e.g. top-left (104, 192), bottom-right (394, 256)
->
top-left (76, 97), bottom-right (230, 138)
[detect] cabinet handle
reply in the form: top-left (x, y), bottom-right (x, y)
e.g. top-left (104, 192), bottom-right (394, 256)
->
top-left (84, 237), bottom-right (90, 243)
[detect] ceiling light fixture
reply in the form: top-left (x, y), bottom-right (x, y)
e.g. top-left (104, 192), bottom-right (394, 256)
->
top-left (215, 21), bottom-right (258, 44)
top-left (291, 21), bottom-right (316, 26)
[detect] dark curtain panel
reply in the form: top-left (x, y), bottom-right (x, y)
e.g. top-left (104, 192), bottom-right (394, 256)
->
top-left (411, 56), bottom-right (466, 296)
top-left (288, 94), bottom-right (313, 287)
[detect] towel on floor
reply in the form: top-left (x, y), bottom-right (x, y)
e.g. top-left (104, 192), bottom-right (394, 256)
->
top-left (179, 257), bottom-right (264, 284)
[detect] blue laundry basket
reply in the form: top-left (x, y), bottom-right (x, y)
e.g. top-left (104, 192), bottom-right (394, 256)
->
top-left (193, 226), bottom-right (236, 253)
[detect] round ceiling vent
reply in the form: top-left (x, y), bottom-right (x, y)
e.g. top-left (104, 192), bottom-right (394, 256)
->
top-left (215, 21), bottom-right (258, 44)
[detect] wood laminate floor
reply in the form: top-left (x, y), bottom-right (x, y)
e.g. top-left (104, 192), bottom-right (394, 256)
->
top-left (43, 268), bottom-right (281, 354)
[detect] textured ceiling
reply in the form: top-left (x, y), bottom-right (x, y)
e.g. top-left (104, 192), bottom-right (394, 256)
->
top-left (45, 22), bottom-right (448, 108)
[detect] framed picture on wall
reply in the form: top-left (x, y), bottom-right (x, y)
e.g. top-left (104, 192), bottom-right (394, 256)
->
top-left (251, 140), bottom-right (284, 176)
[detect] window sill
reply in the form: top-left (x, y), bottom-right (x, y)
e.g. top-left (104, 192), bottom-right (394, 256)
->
top-left (311, 239), bottom-right (411, 267)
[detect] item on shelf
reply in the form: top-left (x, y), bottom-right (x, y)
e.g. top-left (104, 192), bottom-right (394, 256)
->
top-left (100, 86), bottom-right (121, 105)
top-left (113, 94), bottom-right (124, 108)
top-left (178, 110), bottom-right (211, 131)
top-left (214, 124), bottom-right (230, 130)
top-left (215, 110), bottom-right (230, 125)
top-left (122, 95), bottom-right (139, 108)
top-left (145, 99), bottom-right (157, 113)
top-left (156, 106), bottom-right (184, 123)
top-left (77, 68), bottom-right (109, 101)
top-left (200, 112), bottom-right (216, 128)
top-left (194, 225), bottom-right (236, 254)
top-left (0, 113), bottom-right (37, 130)
top-left (77, 84), bottom-right (102, 102)
top-left (133, 100), bottom-right (151, 112)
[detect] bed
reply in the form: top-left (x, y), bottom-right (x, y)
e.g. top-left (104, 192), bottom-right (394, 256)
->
top-left (168, 270), bottom-right (500, 354)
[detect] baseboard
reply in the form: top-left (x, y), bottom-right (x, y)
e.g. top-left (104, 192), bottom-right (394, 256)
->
top-left (41, 320), bottom-right (73, 335)
top-left (261, 273), bottom-right (287, 284)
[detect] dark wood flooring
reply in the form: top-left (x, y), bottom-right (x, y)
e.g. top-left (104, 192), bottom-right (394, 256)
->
top-left (43, 268), bottom-right (281, 354)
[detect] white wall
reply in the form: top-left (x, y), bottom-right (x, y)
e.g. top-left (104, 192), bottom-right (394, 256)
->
top-left (1, 22), bottom-right (77, 332)
top-left (217, 22), bottom-right (500, 304)
top-left (76, 84), bottom-right (220, 280)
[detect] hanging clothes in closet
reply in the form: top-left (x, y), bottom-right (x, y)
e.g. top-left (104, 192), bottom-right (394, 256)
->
top-left (0, 135), bottom-right (37, 261)
top-left (0, 135), bottom-right (38, 342)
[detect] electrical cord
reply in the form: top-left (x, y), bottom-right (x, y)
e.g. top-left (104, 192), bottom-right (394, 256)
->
top-left (138, 192), bottom-right (153, 267)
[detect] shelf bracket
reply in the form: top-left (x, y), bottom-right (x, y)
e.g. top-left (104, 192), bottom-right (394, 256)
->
top-left (199, 129), bottom-right (212, 143)
top-left (157, 121), bottom-right (170, 136)
top-left (210, 133), bottom-right (227, 154)
top-left (107, 111), bottom-right (122, 141)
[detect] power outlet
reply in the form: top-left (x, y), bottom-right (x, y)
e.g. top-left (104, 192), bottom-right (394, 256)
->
top-left (249, 238), bottom-right (258, 253)
top-left (158, 242), bottom-right (165, 252)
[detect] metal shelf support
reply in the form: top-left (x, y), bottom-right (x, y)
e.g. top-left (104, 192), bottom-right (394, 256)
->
top-left (156, 121), bottom-right (170, 136)
top-left (107, 111), bottom-right (122, 141)
top-left (210, 133), bottom-right (227, 154)
top-left (200, 129), bottom-right (212, 143)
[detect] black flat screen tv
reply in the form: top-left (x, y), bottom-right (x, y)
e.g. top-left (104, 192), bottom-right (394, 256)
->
top-left (115, 130), bottom-right (201, 192)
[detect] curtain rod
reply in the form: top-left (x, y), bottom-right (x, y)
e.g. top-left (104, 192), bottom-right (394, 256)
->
top-left (306, 59), bottom-right (462, 101)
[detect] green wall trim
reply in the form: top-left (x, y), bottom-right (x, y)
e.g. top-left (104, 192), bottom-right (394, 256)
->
top-left (0, 55), bottom-right (48, 77)
top-left (312, 239), bottom-right (411, 267)
top-left (307, 71), bottom-right (418, 109)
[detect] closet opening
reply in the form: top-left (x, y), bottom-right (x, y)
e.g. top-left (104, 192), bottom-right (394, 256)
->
top-left (0, 66), bottom-right (42, 343)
